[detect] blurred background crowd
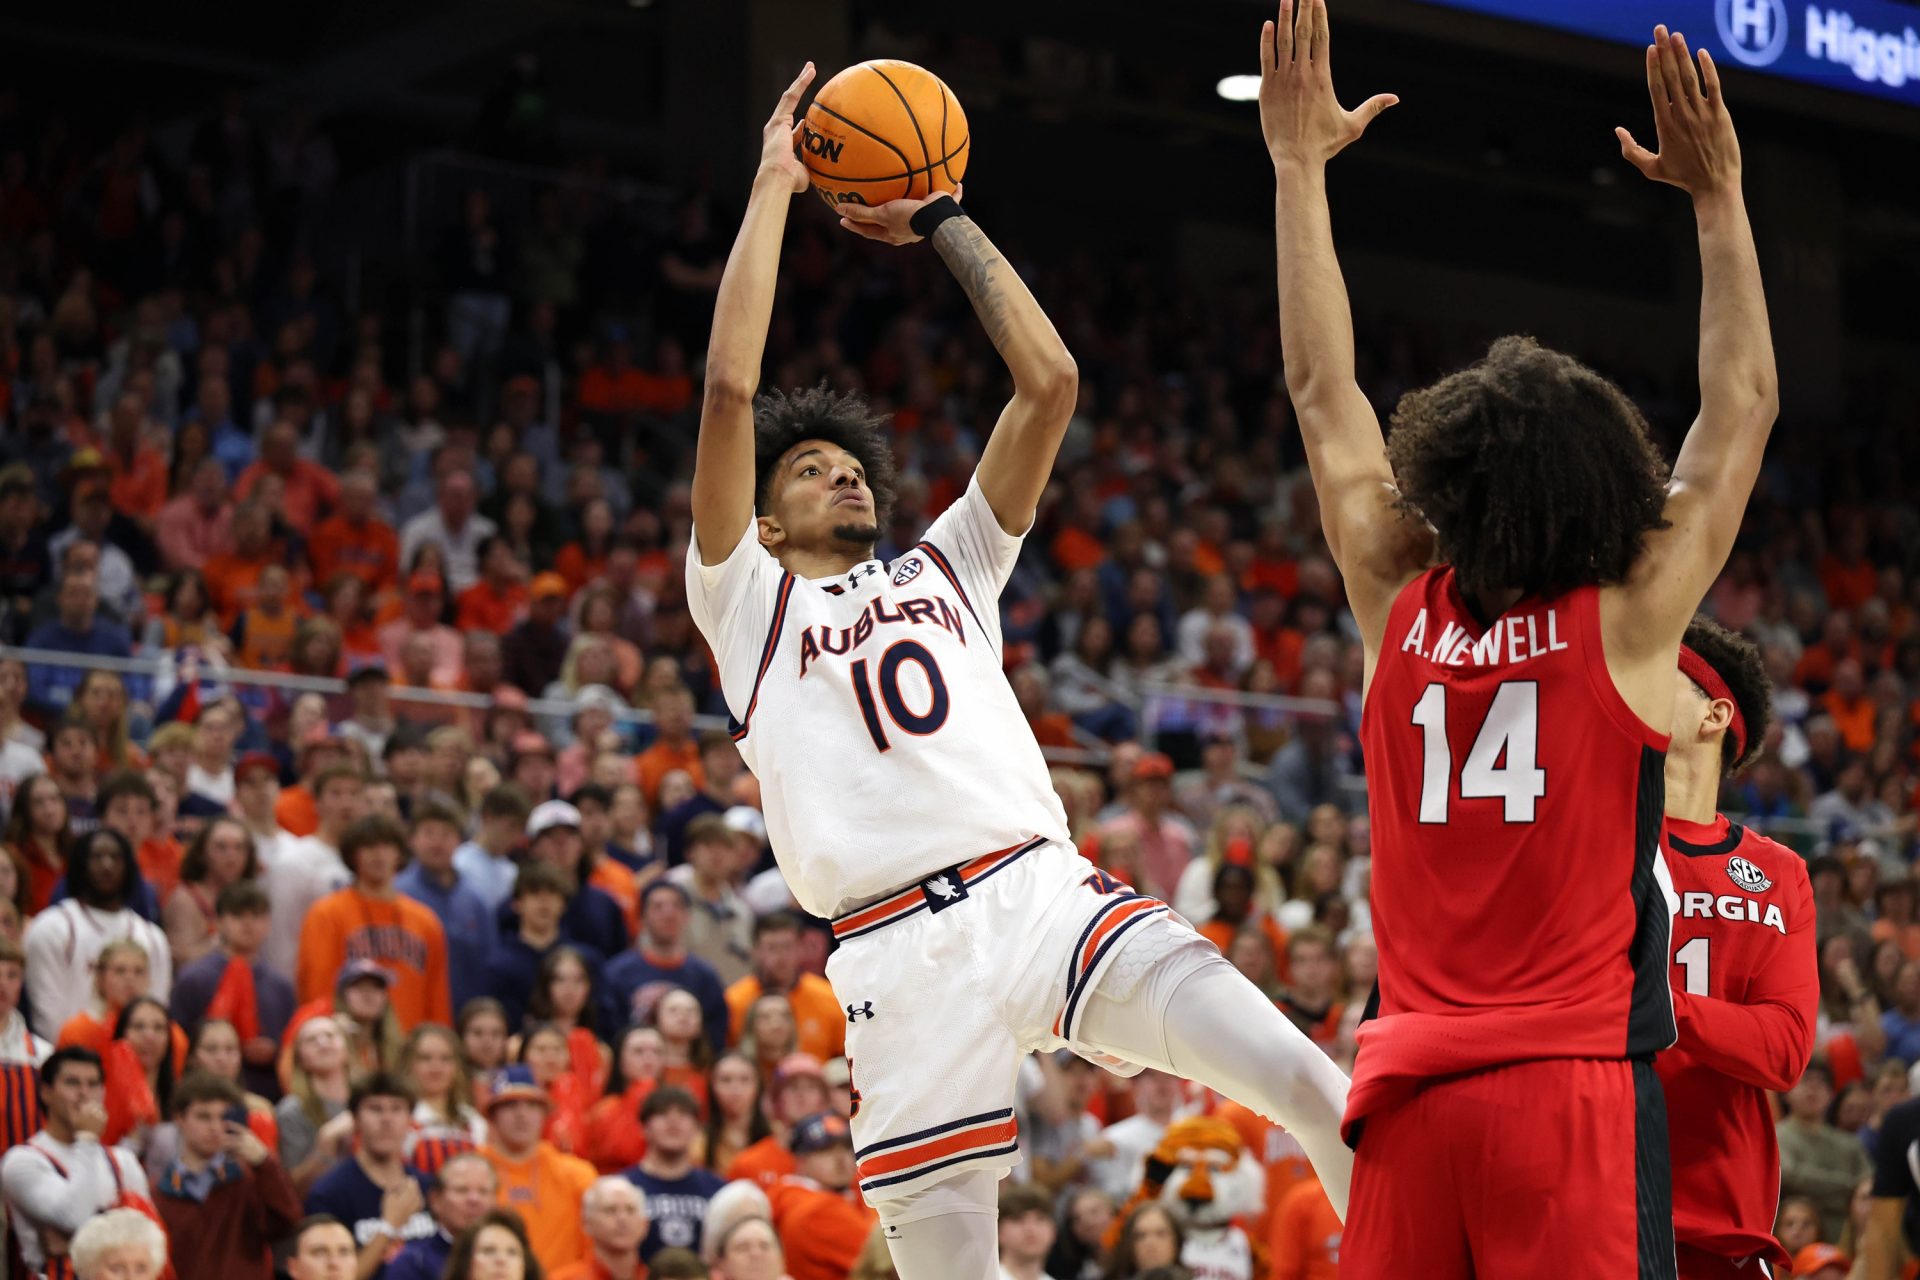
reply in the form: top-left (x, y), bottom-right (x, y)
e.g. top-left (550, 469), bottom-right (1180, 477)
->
top-left (0, 3), bottom-right (1916, 1278)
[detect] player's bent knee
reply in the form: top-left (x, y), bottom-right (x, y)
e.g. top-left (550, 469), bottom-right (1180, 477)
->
top-left (870, 1167), bottom-right (1001, 1227)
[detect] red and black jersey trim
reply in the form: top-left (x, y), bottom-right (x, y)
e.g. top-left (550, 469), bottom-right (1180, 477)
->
top-left (1667, 823), bottom-right (1747, 859)
top-left (1054, 893), bottom-right (1169, 1042)
top-left (730, 572), bottom-right (796, 744)
top-left (1625, 744), bottom-right (1678, 1058)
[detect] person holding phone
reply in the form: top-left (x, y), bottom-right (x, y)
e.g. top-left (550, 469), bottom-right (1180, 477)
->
top-left (152, 1070), bottom-right (303, 1280)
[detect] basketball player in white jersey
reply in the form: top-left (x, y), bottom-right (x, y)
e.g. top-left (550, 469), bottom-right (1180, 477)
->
top-left (687, 65), bottom-right (1351, 1279)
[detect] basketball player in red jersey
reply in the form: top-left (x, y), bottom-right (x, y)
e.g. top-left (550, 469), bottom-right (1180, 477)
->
top-left (1259, 2), bottom-right (1775, 1275)
top-left (1660, 617), bottom-right (1816, 1279)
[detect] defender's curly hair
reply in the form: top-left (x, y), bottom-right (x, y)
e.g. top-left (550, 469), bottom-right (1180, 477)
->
top-left (1682, 614), bottom-right (1772, 775)
top-left (752, 384), bottom-right (898, 529)
top-left (1386, 336), bottom-right (1671, 602)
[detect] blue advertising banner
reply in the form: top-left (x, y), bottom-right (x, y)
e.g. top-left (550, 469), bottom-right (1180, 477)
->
top-left (1412, 0), bottom-right (1920, 107)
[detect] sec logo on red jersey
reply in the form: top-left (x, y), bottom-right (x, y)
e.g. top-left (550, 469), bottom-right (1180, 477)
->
top-left (1725, 856), bottom-right (1771, 893)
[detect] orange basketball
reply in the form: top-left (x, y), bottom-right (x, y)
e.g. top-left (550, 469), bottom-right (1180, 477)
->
top-left (800, 60), bottom-right (969, 210)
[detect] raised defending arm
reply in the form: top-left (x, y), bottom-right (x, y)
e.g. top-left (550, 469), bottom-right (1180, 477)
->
top-left (1613, 28), bottom-right (1777, 655)
top-left (1262, 0), bottom-right (1429, 647)
top-left (838, 194), bottom-right (1078, 535)
top-left (690, 64), bottom-right (816, 565)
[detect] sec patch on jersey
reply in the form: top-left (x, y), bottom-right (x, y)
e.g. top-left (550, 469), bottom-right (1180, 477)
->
top-left (892, 556), bottom-right (924, 586)
top-left (1725, 856), bottom-right (1771, 893)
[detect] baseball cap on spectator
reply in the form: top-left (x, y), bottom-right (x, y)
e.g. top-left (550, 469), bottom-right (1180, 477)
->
top-left (527, 799), bottom-right (582, 839)
top-left (788, 1112), bottom-right (853, 1154)
top-left (511, 730), bottom-right (555, 761)
top-left (408, 570), bottom-right (443, 596)
top-left (531, 572), bottom-right (570, 601)
top-left (336, 959), bottom-right (393, 993)
top-left (723, 806), bottom-right (767, 844)
top-left (1792, 1243), bottom-right (1849, 1277)
top-left (234, 751), bottom-right (278, 782)
top-left (820, 1058), bottom-right (852, 1089)
top-left (1131, 753), bottom-right (1175, 782)
top-left (773, 1054), bottom-right (825, 1093)
top-left (575, 684), bottom-right (624, 718)
top-left (486, 1065), bottom-right (551, 1113)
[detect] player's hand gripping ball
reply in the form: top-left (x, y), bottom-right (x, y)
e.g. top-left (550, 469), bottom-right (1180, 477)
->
top-left (799, 60), bottom-right (969, 210)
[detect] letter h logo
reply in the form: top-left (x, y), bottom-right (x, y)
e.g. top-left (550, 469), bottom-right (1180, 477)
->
top-left (1716, 0), bottom-right (1788, 66)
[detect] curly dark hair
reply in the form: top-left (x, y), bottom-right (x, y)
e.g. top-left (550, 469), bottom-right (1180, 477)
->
top-left (753, 384), bottom-right (898, 531)
top-left (1386, 336), bottom-right (1671, 602)
top-left (1682, 614), bottom-right (1771, 775)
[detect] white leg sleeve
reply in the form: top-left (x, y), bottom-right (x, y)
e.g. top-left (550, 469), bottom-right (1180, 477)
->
top-left (1075, 937), bottom-right (1356, 1219)
top-left (873, 1168), bottom-right (1002, 1280)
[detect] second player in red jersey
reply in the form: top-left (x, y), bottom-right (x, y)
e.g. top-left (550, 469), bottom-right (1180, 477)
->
top-left (1658, 619), bottom-right (1816, 1279)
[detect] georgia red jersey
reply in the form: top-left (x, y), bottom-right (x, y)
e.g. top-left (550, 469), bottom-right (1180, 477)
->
top-left (1348, 567), bottom-right (1675, 1130)
top-left (1657, 814), bottom-right (1817, 1270)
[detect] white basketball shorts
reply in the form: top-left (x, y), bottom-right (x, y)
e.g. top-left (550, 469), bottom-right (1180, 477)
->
top-left (825, 835), bottom-right (1202, 1207)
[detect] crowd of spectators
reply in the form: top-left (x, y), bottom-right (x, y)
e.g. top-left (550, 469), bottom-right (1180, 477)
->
top-left (0, 78), bottom-right (1915, 1280)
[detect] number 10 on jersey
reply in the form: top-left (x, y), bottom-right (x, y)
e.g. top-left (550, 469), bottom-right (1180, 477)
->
top-left (1410, 681), bottom-right (1547, 823)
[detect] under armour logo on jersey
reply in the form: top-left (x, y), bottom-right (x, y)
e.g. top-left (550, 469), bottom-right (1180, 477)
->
top-left (1726, 855), bottom-right (1772, 893)
top-left (847, 1002), bottom-right (874, 1022)
top-left (922, 869), bottom-right (970, 913)
top-left (846, 563), bottom-right (881, 591)
top-left (893, 557), bottom-right (924, 586)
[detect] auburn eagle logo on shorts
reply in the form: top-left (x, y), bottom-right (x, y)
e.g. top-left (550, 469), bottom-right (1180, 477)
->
top-left (893, 557), bottom-right (924, 586)
top-left (1726, 855), bottom-right (1772, 893)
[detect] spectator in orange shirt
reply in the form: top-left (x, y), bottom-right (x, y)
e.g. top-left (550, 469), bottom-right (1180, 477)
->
top-left (101, 390), bottom-right (168, 525)
top-left (1820, 517), bottom-right (1878, 612)
top-left (203, 503), bottom-right (286, 626)
top-left (549, 1177), bottom-right (650, 1280)
top-left (724, 915), bottom-right (845, 1063)
top-left (578, 330), bottom-right (652, 417)
top-left (1267, 1174), bottom-right (1341, 1280)
top-left (296, 815), bottom-right (453, 1029)
top-left (458, 536), bottom-right (531, 635)
top-left (309, 470), bottom-right (400, 596)
top-left (1822, 658), bottom-right (1879, 755)
top-left (1277, 927), bottom-right (1344, 1049)
top-left (237, 419), bottom-right (341, 537)
top-left (481, 1066), bottom-right (598, 1273)
top-left (1012, 664), bottom-right (1079, 751)
top-left (633, 688), bottom-right (703, 810)
top-left (231, 564), bottom-right (304, 671)
top-left (762, 1112), bottom-right (874, 1280)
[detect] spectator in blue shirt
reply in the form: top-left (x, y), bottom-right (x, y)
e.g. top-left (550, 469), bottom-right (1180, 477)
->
top-left (380, 1151), bottom-right (497, 1280)
top-left (395, 803), bottom-right (497, 1015)
top-left (621, 1087), bottom-right (725, 1261)
top-left (604, 881), bottom-right (728, 1053)
top-left (303, 1072), bottom-right (436, 1279)
top-left (483, 862), bottom-right (609, 1032)
top-left (25, 569), bottom-right (139, 716)
top-left (1882, 960), bottom-right (1920, 1065)
top-left (494, 800), bottom-right (626, 959)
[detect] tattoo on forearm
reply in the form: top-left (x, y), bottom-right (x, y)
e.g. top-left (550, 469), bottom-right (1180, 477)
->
top-left (931, 217), bottom-right (1011, 348)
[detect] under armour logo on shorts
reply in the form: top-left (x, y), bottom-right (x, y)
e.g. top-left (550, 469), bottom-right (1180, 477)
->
top-left (847, 1001), bottom-right (875, 1022)
top-left (922, 870), bottom-right (968, 912)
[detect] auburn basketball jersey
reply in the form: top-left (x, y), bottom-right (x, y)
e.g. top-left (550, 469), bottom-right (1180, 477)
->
top-left (686, 476), bottom-right (1070, 918)
top-left (1349, 567), bottom-right (1675, 1126)
top-left (1658, 814), bottom-right (1816, 1267)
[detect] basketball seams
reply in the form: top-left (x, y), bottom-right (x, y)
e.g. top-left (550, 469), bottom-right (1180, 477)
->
top-left (868, 63), bottom-right (934, 199)
top-left (802, 136), bottom-right (969, 185)
top-left (809, 100), bottom-right (915, 177)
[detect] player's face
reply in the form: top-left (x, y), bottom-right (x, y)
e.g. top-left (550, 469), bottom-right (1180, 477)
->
top-left (1668, 670), bottom-right (1711, 748)
top-left (766, 440), bottom-right (879, 553)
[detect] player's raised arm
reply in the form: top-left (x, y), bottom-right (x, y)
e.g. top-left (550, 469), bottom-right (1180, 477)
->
top-left (838, 193), bottom-right (1078, 536)
top-left (690, 63), bottom-right (816, 565)
top-left (1262, 0), bottom-right (1429, 644)
top-left (1614, 27), bottom-right (1777, 650)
